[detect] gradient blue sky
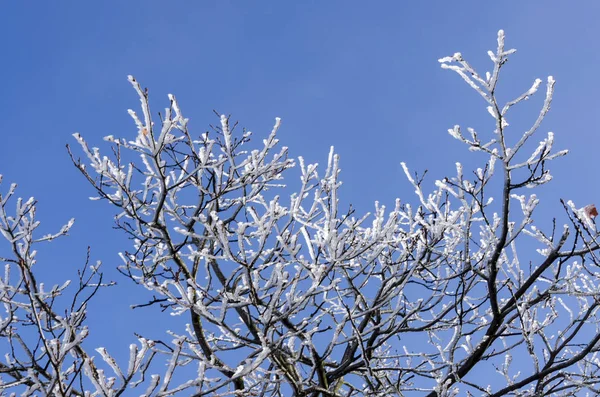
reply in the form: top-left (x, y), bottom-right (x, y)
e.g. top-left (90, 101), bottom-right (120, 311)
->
top-left (1, 1), bottom-right (600, 390)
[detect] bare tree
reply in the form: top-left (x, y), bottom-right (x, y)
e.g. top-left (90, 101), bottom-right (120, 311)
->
top-left (2, 30), bottom-right (600, 396)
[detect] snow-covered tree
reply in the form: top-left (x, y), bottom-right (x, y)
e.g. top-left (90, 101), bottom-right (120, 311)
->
top-left (2, 30), bottom-right (600, 396)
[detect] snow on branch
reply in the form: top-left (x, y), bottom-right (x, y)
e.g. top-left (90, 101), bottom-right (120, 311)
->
top-left (3, 30), bottom-right (600, 397)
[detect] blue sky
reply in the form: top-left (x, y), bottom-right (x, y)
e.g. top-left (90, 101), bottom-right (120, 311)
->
top-left (1, 1), bottom-right (600, 392)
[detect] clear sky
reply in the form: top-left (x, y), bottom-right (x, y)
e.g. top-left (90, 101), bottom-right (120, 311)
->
top-left (1, 1), bottom-right (600, 392)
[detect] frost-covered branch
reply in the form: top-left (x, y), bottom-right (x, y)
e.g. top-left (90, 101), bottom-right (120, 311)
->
top-left (0, 178), bottom-right (119, 396)
top-left (2, 29), bottom-right (598, 397)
